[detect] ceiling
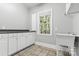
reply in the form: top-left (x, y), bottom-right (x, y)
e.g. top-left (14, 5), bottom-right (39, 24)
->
top-left (24, 3), bottom-right (40, 8)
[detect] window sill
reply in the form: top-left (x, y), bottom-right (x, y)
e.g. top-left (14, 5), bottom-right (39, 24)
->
top-left (37, 33), bottom-right (52, 36)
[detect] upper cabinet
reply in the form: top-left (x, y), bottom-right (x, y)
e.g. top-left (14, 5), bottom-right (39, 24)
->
top-left (66, 3), bottom-right (79, 14)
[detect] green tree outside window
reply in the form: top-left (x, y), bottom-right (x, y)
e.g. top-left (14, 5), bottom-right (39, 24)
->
top-left (40, 15), bottom-right (50, 34)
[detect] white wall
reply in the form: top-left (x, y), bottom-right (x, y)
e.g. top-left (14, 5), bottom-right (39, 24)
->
top-left (30, 3), bottom-right (73, 45)
top-left (0, 3), bottom-right (30, 29)
top-left (73, 13), bottom-right (79, 35)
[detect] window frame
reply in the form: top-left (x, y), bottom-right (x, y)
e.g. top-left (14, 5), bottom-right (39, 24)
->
top-left (31, 13), bottom-right (37, 31)
top-left (37, 8), bottom-right (53, 35)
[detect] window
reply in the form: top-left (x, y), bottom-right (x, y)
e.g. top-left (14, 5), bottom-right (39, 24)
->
top-left (38, 9), bottom-right (52, 35)
top-left (40, 15), bottom-right (50, 34)
top-left (31, 8), bottom-right (52, 35)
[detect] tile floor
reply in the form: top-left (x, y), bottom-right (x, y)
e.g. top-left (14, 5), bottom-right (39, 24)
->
top-left (14, 44), bottom-right (71, 56)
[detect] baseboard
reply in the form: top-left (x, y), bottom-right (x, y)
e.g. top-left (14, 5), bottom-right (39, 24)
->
top-left (35, 42), bottom-right (63, 50)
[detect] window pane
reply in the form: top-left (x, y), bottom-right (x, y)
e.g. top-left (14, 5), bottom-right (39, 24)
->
top-left (40, 15), bottom-right (50, 34)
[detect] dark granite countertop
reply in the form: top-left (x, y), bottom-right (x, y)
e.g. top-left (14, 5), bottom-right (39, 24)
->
top-left (0, 29), bottom-right (36, 34)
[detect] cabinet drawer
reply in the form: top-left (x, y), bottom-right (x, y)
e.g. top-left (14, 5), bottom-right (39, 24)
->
top-left (18, 33), bottom-right (23, 37)
top-left (22, 33), bottom-right (33, 37)
top-left (1, 34), bottom-right (8, 38)
top-left (0, 34), bottom-right (2, 39)
top-left (13, 33), bottom-right (18, 37)
top-left (8, 34), bottom-right (14, 38)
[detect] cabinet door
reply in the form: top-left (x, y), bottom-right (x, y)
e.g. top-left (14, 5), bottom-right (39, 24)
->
top-left (27, 33), bottom-right (35, 45)
top-left (18, 33), bottom-right (35, 51)
top-left (8, 37), bottom-right (17, 55)
top-left (18, 37), bottom-right (26, 50)
top-left (24, 33), bottom-right (35, 47)
top-left (0, 38), bottom-right (8, 56)
top-left (22, 33), bottom-right (29, 47)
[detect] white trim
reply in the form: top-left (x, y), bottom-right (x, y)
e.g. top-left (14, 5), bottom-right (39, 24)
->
top-left (38, 9), bottom-right (52, 14)
top-left (50, 8), bottom-right (53, 35)
top-left (31, 13), bottom-right (37, 31)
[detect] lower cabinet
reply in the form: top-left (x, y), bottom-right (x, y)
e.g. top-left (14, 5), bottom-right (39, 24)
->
top-left (0, 38), bottom-right (8, 56)
top-left (0, 32), bottom-right (35, 56)
top-left (18, 36), bottom-right (26, 51)
top-left (26, 33), bottom-right (35, 46)
top-left (17, 33), bottom-right (35, 51)
top-left (8, 37), bottom-right (17, 55)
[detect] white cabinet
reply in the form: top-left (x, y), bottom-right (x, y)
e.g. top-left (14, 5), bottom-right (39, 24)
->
top-left (17, 33), bottom-right (26, 50)
top-left (23, 33), bottom-right (35, 47)
top-left (0, 32), bottom-right (35, 56)
top-left (18, 32), bottom-right (35, 51)
top-left (8, 34), bottom-right (17, 55)
top-left (26, 33), bottom-right (35, 46)
top-left (18, 37), bottom-right (26, 50)
top-left (0, 34), bottom-right (8, 56)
